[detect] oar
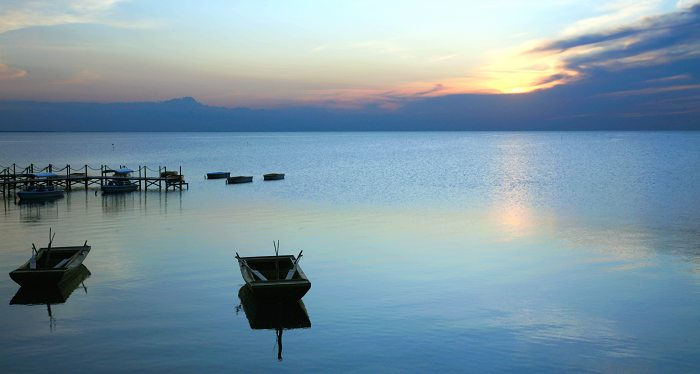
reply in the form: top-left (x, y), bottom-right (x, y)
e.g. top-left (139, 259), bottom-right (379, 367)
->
top-left (274, 240), bottom-right (280, 280)
top-left (236, 252), bottom-right (268, 281)
top-left (285, 250), bottom-right (303, 280)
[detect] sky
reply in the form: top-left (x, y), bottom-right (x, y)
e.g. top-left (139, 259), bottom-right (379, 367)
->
top-left (0, 0), bottom-right (699, 111)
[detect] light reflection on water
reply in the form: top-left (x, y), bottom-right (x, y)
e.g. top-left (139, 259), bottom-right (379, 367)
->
top-left (0, 132), bottom-right (699, 371)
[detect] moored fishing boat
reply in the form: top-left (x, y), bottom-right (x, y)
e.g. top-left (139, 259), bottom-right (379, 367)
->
top-left (17, 173), bottom-right (65, 201)
top-left (236, 247), bottom-right (310, 301)
top-left (102, 168), bottom-right (138, 193)
top-left (9, 231), bottom-right (91, 287)
top-left (207, 171), bottom-right (231, 179)
top-left (263, 173), bottom-right (285, 181)
top-left (227, 176), bottom-right (253, 184)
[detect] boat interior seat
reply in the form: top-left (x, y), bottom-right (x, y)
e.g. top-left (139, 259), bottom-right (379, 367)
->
top-left (53, 258), bottom-right (70, 269)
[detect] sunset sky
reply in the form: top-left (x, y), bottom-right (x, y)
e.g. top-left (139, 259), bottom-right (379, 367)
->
top-left (0, 0), bottom-right (699, 109)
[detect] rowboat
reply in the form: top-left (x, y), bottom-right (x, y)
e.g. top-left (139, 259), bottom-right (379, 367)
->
top-left (11, 265), bottom-right (91, 305)
top-left (263, 173), bottom-right (285, 181)
top-left (17, 173), bottom-right (65, 200)
top-left (102, 168), bottom-right (138, 193)
top-left (227, 176), bottom-right (253, 184)
top-left (9, 235), bottom-right (91, 287)
top-left (236, 251), bottom-right (310, 301)
top-left (207, 171), bottom-right (230, 179)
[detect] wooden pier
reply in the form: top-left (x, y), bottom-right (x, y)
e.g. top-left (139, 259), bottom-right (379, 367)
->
top-left (0, 164), bottom-right (188, 198)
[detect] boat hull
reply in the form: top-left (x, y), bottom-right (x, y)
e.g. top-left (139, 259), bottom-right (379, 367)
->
top-left (101, 184), bottom-right (139, 193)
top-left (17, 189), bottom-right (65, 200)
top-left (9, 246), bottom-right (91, 287)
top-left (227, 176), bottom-right (253, 184)
top-left (263, 173), bottom-right (285, 181)
top-left (207, 172), bottom-right (230, 179)
top-left (11, 265), bottom-right (91, 305)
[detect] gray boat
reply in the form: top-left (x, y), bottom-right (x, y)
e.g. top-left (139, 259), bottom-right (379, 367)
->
top-left (102, 168), bottom-right (139, 193)
top-left (17, 173), bottom-right (65, 201)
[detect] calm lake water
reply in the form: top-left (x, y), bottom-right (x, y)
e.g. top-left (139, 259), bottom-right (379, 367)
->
top-left (1, 132), bottom-right (699, 372)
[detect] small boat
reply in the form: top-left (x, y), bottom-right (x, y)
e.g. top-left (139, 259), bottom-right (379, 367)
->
top-left (11, 265), bottom-right (91, 305)
top-left (227, 176), bottom-right (253, 184)
top-left (263, 173), bottom-right (285, 181)
top-left (236, 250), bottom-right (310, 301)
top-left (207, 171), bottom-right (231, 179)
top-left (9, 231), bottom-right (91, 287)
top-left (102, 168), bottom-right (139, 193)
top-left (17, 173), bottom-right (65, 200)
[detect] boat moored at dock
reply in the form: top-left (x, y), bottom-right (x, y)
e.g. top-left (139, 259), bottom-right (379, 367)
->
top-left (102, 168), bottom-right (139, 193)
top-left (227, 176), bottom-right (253, 184)
top-left (16, 173), bottom-right (65, 201)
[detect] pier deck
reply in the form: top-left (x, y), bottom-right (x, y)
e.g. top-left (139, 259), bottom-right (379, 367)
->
top-left (1, 164), bottom-right (188, 197)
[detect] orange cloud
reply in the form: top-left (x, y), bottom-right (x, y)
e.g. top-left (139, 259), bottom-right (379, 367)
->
top-left (0, 63), bottom-right (27, 80)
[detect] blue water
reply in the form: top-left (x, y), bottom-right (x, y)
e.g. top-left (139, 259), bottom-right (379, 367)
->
top-left (1, 132), bottom-right (699, 372)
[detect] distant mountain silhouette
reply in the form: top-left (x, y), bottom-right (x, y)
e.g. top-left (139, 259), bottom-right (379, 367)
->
top-left (1, 51), bottom-right (699, 133)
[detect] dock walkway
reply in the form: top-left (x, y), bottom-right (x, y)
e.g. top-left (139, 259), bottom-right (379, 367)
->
top-left (0, 164), bottom-right (188, 197)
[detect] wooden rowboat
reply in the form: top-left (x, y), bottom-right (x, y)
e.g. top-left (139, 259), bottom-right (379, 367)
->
top-left (9, 241), bottom-right (91, 287)
top-left (263, 173), bottom-right (285, 181)
top-left (11, 265), bottom-right (91, 305)
top-left (207, 171), bottom-right (230, 179)
top-left (236, 252), bottom-right (310, 301)
top-left (227, 176), bottom-right (253, 184)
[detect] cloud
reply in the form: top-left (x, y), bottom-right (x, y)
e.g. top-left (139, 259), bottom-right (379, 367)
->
top-left (0, 63), bottom-right (27, 79)
top-left (57, 69), bottom-right (103, 85)
top-left (0, 0), bottom-right (155, 34)
top-left (530, 5), bottom-right (700, 68)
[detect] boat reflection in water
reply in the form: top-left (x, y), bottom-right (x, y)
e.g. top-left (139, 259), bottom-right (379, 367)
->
top-left (10, 265), bottom-right (91, 331)
top-left (237, 286), bottom-right (311, 361)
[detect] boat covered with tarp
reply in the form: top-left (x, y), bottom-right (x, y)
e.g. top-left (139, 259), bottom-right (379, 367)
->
top-left (102, 168), bottom-right (138, 193)
top-left (17, 172), bottom-right (65, 200)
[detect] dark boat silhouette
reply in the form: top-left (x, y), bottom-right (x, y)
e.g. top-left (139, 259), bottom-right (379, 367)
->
top-left (227, 176), bottom-right (253, 184)
top-left (206, 171), bottom-right (230, 179)
top-left (263, 173), bottom-right (285, 181)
